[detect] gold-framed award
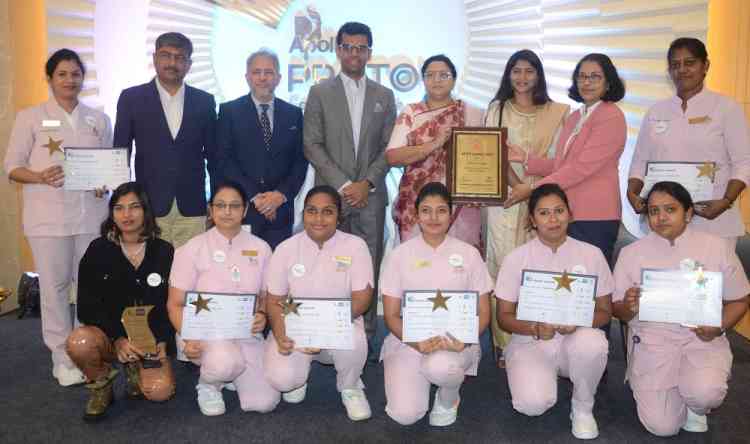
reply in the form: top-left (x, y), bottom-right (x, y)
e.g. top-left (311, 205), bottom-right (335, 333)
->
top-left (121, 305), bottom-right (158, 355)
top-left (446, 127), bottom-right (508, 205)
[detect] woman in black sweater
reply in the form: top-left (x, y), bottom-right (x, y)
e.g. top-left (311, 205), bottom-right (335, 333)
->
top-left (66, 182), bottom-right (175, 421)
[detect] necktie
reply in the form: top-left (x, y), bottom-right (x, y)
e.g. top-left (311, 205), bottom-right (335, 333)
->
top-left (260, 103), bottom-right (272, 149)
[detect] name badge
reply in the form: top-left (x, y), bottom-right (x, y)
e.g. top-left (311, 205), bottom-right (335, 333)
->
top-left (243, 249), bottom-right (258, 264)
top-left (688, 116), bottom-right (711, 125)
top-left (292, 263), bottom-right (306, 277)
top-left (147, 273), bottom-right (162, 287)
top-left (213, 250), bottom-right (226, 263)
top-left (415, 259), bottom-right (430, 269)
top-left (335, 255), bottom-right (352, 271)
top-left (42, 120), bottom-right (61, 128)
top-left (654, 121), bottom-right (668, 134)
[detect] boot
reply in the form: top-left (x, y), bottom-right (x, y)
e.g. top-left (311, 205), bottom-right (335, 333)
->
top-left (83, 368), bottom-right (118, 422)
top-left (124, 362), bottom-right (143, 399)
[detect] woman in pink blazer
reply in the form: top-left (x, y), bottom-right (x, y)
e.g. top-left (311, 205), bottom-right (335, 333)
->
top-left (506, 53), bottom-right (626, 265)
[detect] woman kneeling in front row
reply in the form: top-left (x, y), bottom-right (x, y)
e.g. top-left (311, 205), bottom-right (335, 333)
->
top-left (381, 182), bottom-right (492, 426)
top-left (66, 182), bottom-right (175, 421)
top-left (613, 181), bottom-right (749, 436)
top-left (495, 183), bottom-right (613, 439)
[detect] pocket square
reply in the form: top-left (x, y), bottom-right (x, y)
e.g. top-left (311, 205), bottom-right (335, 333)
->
top-left (374, 102), bottom-right (384, 113)
top-left (289, 126), bottom-right (298, 130)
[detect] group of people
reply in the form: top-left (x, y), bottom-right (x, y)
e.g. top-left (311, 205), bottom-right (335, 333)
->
top-left (4, 17), bottom-right (750, 439)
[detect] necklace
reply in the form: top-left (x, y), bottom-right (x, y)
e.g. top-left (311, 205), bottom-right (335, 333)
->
top-left (120, 240), bottom-right (146, 261)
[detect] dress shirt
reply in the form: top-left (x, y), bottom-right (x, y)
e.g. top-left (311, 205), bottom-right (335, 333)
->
top-left (340, 72), bottom-right (367, 158)
top-left (155, 78), bottom-right (185, 139)
top-left (251, 93), bottom-right (274, 131)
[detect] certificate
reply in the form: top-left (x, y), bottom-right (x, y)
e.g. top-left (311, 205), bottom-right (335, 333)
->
top-left (515, 270), bottom-right (598, 327)
top-left (284, 298), bottom-right (353, 350)
top-left (401, 290), bottom-right (479, 344)
top-left (181, 292), bottom-right (256, 340)
top-left (447, 127), bottom-right (508, 205)
top-left (639, 268), bottom-right (723, 327)
top-left (641, 161), bottom-right (716, 202)
top-left (63, 147), bottom-right (131, 191)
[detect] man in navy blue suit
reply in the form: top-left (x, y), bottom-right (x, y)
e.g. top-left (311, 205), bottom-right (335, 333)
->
top-left (114, 32), bottom-right (216, 248)
top-left (216, 48), bottom-right (307, 249)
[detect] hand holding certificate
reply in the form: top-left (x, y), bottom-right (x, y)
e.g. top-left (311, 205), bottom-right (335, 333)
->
top-left (282, 297), bottom-right (354, 350)
top-left (641, 161), bottom-right (716, 202)
top-left (639, 268), bottom-right (723, 327)
top-left (181, 292), bottom-right (256, 340)
top-left (64, 147), bottom-right (131, 191)
top-left (401, 290), bottom-right (479, 344)
top-left (515, 270), bottom-right (598, 327)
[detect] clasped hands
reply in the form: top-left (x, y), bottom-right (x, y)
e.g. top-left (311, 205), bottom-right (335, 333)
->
top-left (114, 338), bottom-right (166, 363)
top-left (623, 286), bottom-right (723, 342)
top-left (253, 191), bottom-right (286, 221)
top-left (411, 333), bottom-right (465, 354)
top-left (531, 322), bottom-right (577, 340)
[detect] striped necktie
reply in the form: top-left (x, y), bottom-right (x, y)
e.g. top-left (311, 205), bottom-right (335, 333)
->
top-left (260, 103), bottom-right (272, 149)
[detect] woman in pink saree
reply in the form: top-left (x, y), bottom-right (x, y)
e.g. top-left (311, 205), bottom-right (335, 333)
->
top-left (386, 54), bottom-right (483, 250)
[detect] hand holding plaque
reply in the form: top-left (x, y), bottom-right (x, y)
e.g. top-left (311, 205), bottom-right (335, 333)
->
top-left (121, 305), bottom-right (158, 355)
top-left (446, 127), bottom-right (508, 205)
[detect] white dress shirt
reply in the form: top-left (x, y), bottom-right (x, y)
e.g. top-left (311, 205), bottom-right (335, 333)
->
top-left (251, 93), bottom-right (274, 131)
top-left (155, 78), bottom-right (185, 140)
top-left (340, 72), bottom-right (367, 159)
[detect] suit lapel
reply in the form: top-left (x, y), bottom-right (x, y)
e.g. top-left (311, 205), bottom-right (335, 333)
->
top-left (269, 97), bottom-right (283, 156)
top-left (148, 80), bottom-right (175, 141)
top-left (358, 79), bottom-right (376, 156)
top-left (175, 86), bottom-right (192, 142)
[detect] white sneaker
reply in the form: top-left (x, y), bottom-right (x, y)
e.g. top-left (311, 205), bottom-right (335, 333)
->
top-left (571, 410), bottom-right (599, 440)
top-left (53, 364), bottom-right (85, 387)
top-left (282, 383), bottom-right (307, 404)
top-left (196, 383), bottom-right (226, 416)
top-left (429, 391), bottom-right (459, 427)
top-left (682, 409), bottom-right (708, 433)
top-left (341, 388), bottom-right (372, 421)
top-left (222, 382), bottom-right (237, 392)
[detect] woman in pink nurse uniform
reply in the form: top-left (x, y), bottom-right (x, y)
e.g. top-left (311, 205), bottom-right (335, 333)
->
top-left (380, 182), bottom-right (492, 427)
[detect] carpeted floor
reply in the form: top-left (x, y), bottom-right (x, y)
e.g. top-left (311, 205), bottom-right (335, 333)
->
top-left (1, 315), bottom-right (748, 444)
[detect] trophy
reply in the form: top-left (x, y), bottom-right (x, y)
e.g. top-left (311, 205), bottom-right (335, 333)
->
top-left (121, 305), bottom-right (161, 368)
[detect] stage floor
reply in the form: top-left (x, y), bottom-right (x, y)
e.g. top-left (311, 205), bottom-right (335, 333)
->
top-left (1, 315), bottom-right (749, 444)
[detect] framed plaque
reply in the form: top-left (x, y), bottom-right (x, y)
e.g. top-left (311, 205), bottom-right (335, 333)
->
top-left (446, 127), bottom-right (507, 205)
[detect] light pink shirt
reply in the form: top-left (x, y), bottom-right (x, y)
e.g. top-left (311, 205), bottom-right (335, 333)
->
top-left (380, 235), bottom-right (493, 299)
top-left (4, 100), bottom-right (113, 237)
top-left (170, 227), bottom-right (272, 295)
top-left (629, 89), bottom-right (750, 237)
top-left (613, 227), bottom-right (750, 335)
top-left (265, 230), bottom-right (373, 299)
top-left (495, 236), bottom-right (614, 302)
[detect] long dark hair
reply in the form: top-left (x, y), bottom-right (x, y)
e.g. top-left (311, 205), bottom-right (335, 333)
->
top-left (490, 49), bottom-right (551, 127)
top-left (101, 182), bottom-right (160, 241)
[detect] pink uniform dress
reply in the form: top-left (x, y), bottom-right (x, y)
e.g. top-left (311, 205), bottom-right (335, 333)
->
top-left (170, 227), bottom-right (279, 413)
top-left (379, 235), bottom-right (493, 425)
top-left (263, 230), bottom-right (373, 394)
top-left (629, 89), bottom-right (750, 241)
top-left (613, 227), bottom-right (749, 436)
top-left (495, 236), bottom-right (613, 417)
top-left (3, 99), bottom-right (111, 371)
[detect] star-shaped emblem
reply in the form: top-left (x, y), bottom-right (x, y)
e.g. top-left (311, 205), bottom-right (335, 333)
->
top-left (43, 137), bottom-right (64, 156)
top-left (696, 162), bottom-right (718, 181)
top-left (190, 294), bottom-right (212, 314)
top-left (553, 271), bottom-right (577, 292)
top-left (428, 290), bottom-right (451, 311)
top-left (279, 296), bottom-right (302, 316)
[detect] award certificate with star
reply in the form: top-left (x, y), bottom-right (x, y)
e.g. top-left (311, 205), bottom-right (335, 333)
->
top-left (639, 268), bottom-right (723, 327)
top-left (283, 298), bottom-right (353, 350)
top-left (640, 161), bottom-right (716, 202)
top-left (181, 292), bottom-right (256, 340)
top-left (516, 270), bottom-right (598, 327)
top-left (401, 290), bottom-right (479, 344)
top-left (63, 147), bottom-right (131, 191)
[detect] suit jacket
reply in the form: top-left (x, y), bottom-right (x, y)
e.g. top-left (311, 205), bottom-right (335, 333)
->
top-left (303, 75), bottom-right (397, 212)
top-left (113, 79), bottom-right (217, 217)
top-left (528, 101), bottom-right (626, 221)
top-left (216, 95), bottom-right (307, 229)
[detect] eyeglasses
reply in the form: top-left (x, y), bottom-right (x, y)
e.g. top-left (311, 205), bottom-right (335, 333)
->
top-left (156, 51), bottom-right (189, 64)
top-left (423, 71), bottom-right (453, 82)
top-left (338, 43), bottom-right (371, 54)
top-left (251, 69), bottom-right (277, 77)
top-left (576, 73), bottom-right (604, 84)
top-left (212, 202), bottom-right (244, 212)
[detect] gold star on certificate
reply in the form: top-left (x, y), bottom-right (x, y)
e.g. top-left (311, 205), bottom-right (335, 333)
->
top-left (553, 271), bottom-right (577, 292)
top-left (696, 162), bottom-right (718, 181)
top-left (190, 294), bottom-right (212, 314)
top-left (279, 297), bottom-right (302, 316)
top-left (43, 137), bottom-right (64, 156)
top-left (428, 290), bottom-right (451, 311)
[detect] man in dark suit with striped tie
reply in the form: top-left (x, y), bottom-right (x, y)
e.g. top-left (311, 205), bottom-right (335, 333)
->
top-left (216, 48), bottom-right (307, 249)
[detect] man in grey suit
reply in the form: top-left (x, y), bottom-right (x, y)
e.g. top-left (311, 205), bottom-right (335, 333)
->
top-left (303, 22), bottom-right (396, 357)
